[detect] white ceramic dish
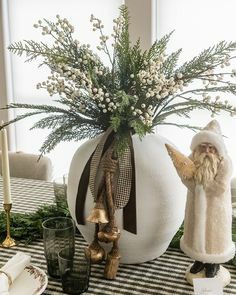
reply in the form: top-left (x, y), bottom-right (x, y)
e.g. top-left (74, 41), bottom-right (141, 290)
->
top-left (9, 265), bottom-right (48, 295)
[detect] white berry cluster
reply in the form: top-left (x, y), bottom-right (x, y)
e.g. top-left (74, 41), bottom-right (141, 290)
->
top-left (129, 103), bottom-right (154, 127)
top-left (137, 60), bottom-right (184, 100)
top-left (90, 15), bottom-right (110, 54)
top-left (37, 63), bottom-right (94, 113)
top-left (30, 12), bottom-right (236, 134)
top-left (33, 15), bottom-right (74, 41)
top-left (198, 57), bottom-right (236, 107)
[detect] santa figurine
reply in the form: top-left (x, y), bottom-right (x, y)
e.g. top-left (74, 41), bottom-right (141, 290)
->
top-left (166, 120), bottom-right (235, 286)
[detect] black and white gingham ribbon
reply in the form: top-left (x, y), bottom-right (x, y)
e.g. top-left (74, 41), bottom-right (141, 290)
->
top-left (89, 130), bottom-right (132, 210)
top-left (89, 127), bottom-right (113, 202)
top-left (115, 146), bottom-right (132, 209)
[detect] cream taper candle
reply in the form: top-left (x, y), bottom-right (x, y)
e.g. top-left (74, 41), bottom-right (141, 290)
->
top-left (0, 124), bottom-right (12, 204)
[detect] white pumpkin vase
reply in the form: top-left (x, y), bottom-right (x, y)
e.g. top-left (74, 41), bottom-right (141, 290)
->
top-left (67, 133), bottom-right (186, 264)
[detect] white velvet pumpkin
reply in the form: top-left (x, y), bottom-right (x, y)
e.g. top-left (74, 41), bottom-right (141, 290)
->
top-left (67, 133), bottom-right (186, 264)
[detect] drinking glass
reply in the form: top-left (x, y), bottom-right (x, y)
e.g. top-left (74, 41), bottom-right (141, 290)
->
top-left (42, 217), bottom-right (75, 278)
top-left (53, 174), bottom-right (68, 206)
top-left (58, 248), bottom-right (91, 294)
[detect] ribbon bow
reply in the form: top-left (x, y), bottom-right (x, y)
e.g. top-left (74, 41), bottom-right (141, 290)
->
top-left (75, 128), bottom-right (137, 234)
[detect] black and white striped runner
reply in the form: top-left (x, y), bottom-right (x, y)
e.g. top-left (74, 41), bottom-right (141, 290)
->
top-left (0, 178), bottom-right (236, 294)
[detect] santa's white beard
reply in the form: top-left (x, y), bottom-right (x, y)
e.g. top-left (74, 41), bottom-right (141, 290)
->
top-left (193, 149), bottom-right (221, 187)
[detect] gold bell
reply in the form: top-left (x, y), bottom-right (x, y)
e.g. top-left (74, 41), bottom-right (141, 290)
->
top-left (98, 225), bottom-right (120, 243)
top-left (85, 240), bottom-right (106, 264)
top-left (87, 202), bottom-right (109, 224)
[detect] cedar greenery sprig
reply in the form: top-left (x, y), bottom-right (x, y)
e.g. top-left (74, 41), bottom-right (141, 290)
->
top-left (2, 5), bottom-right (236, 154)
top-left (0, 201), bottom-right (70, 244)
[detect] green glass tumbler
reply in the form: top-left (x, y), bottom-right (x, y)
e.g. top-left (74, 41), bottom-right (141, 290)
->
top-left (58, 248), bottom-right (91, 294)
top-left (42, 217), bottom-right (75, 278)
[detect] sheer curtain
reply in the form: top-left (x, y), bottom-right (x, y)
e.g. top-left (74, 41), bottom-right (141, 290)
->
top-left (5, 0), bottom-right (123, 177)
top-left (155, 0), bottom-right (236, 173)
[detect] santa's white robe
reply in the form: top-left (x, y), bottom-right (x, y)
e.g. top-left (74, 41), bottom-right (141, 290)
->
top-left (180, 156), bottom-right (235, 263)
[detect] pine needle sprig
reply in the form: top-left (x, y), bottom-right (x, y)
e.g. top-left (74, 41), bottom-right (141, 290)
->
top-left (159, 123), bottom-right (202, 132)
top-left (8, 40), bottom-right (66, 64)
top-left (29, 114), bottom-right (70, 130)
top-left (115, 5), bottom-right (132, 91)
top-left (161, 49), bottom-right (182, 77)
top-left (3, 102), bottom-right (95, 123)
top-left (177, 41), bottom-right (236, 80)
top-left (0, 111), bottom-right (47, 130)
top-left (147, 31), bottom-right (174, 61)
top-left (3, 6), bottom-right (236, 153)
top-left (39, 121), bottom-right (102, 155)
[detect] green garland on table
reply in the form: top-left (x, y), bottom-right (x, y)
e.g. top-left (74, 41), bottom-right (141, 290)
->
top-left (0, 201), bottom-right (70, 244)
top-left (169, 224), bottom-right (184, 248)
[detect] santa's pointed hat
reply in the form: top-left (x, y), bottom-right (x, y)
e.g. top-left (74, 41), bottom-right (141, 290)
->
top-left (190, 120), bottom-right (226, 156)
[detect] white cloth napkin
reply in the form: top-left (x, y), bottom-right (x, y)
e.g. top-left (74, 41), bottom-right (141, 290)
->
top-left (0, 252), bottom-right (31, 295)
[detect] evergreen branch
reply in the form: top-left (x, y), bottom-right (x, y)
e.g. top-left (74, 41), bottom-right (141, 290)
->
top-left (0, 111), bottom-right (46, 130)
top-left (153, 92), bottom-right (236, 124)
top-left (4, 102), bottom-right (70, 113)
top-left (30, 114), bottom-right (68, 130)
top-left (147, 31), bottom-right (174, 61)
top-left (177, 41), bottom-right (236, 79)
top-left (162, 49), bottom-right (182, 77)
top-left (157, 122), bottom-right (201, 132)
top-left (4, 102), bottom-right (95, 123)
top-left (39, 120), bottom-right (102, 155)
top-left (8, 40), bottom-right (66, 62)
top-left (155, 106), bottom-right (196, 121)
top-left (115, 5), bottom-right (131, 91)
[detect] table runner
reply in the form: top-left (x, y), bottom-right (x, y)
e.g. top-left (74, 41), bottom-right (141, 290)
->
top-left (0, 177), bottom-right (236, 294)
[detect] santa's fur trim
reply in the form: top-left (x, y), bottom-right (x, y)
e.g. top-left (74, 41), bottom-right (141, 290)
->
top-left (190, 130), bottom-right (226, 157)
top-left (180, 237), bottom-right (235, 263)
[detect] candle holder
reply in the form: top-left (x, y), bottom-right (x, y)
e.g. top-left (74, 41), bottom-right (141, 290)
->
top-left (1, 203), bottom-right (16, 248)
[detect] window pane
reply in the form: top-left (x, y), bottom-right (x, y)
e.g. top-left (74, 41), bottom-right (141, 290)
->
top-left (8, 0), bottom-right (123, 177)
top-left (155, 0), bottom-right (236, 170)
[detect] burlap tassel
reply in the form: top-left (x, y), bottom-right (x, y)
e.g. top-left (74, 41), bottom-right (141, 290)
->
top-left (96, 146), bottom-right (121, 279)
top-left (87, 189), bottom-right (109, 224)
top-left (104, 239), bottom-right (121, 280)
top-left (165, 143), bottom-right (196, 180)
top-left (98, 223), bottom-right (120, 243)
top-left (85, 223), bottom-right (106, 264)
top-left (98, 148), bottom-right (120, 243)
